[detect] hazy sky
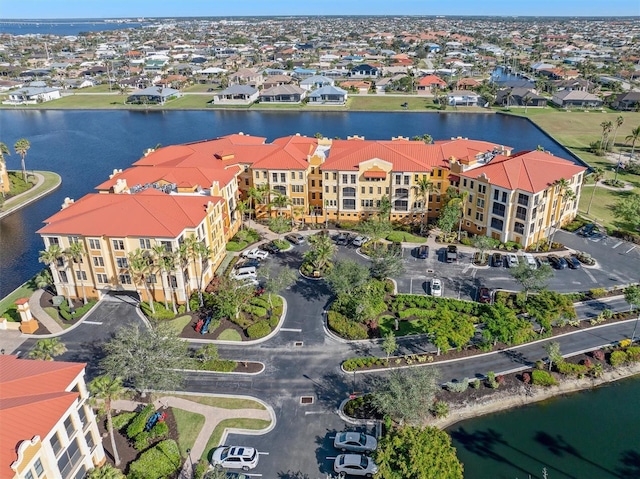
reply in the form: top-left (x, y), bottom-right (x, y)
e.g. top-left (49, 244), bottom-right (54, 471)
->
top-left (2, 0), bottom-right (638, 19)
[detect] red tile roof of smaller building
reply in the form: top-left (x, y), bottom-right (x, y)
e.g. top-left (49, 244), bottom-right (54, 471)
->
top-left (418, 75), bottom-right (447, 87)
top-left (0, 356), bottom-right (85, 478)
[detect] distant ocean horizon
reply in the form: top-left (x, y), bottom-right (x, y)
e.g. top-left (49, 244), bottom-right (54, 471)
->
top-left (0, 18), bottom-right (147, 36)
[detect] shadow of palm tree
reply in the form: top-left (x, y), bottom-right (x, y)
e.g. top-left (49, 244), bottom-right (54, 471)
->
top-left (616, 450), bottom-right (640, 477)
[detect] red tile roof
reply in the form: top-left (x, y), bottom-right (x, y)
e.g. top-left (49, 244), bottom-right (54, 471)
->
top-left (95, 165), bottom-right (239, 191)
top-left (38, 190), bottom-right (222, 238)
top-left (459, 150), bottom-right (586, 192)
top-left (418, 75), bottom-right (447, 87)
top-left (0, 356), bottom-right (85, 477)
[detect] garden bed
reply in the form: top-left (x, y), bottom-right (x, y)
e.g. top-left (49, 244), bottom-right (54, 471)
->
top-left (35, 290), bottom-right (91, 332)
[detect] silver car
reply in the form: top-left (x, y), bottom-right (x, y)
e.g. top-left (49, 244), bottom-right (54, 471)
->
top-left (333, 432), bottom-right (377, 453)
top-left (334, 454), bottom-right (378, 477)
top-left (352, 235), bottom-right (369, 247)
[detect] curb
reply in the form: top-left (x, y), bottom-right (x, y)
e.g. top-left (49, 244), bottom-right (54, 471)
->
top-left (179, 362), bottom-right (265, 376)
top-left (0, 171), bottom-right (62, 220)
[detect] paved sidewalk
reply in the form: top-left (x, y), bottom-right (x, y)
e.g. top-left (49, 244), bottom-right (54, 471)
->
top-left (28, 289), bottom-right (64, 334)
top-left (112, 395), bottom-right (273, 478)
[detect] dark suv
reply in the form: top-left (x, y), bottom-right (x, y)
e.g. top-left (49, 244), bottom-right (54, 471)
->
top-left (492, 252), bottom-right (503, 267)
top-left (416, 245), bottom-right (429, 259)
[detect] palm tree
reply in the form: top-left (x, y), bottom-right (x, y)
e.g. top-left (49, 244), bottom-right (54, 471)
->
top-left (235, 200), bottom-right (248, 230)
top-left (87, 464), bottom-right (125, 479)
top-left (38, 245), bottom-right (73, 308)
top-left (611, 115), bottom-right (624, 151)
top-left (414, 176), bottom-right (434, 235)
top-left (447, 190), bottom-right (469, 241)
top-left (550, 178), bottom-right (575, 244)
top-left (625, 125), bottom-right (640, 160)
top-left (247, 186), bottom-right (263, 224)
top-left (504, 90), bottom-right (514, 109)
top-left (152, 244), bottom-right (177, 313)
top-left (257, 183), bottom-right (273, 217)
top-left (522, 94), bottom-right (532, 113)
top-left (586, 167), bottom-right (605, 215)
top-left (177, 242), bottom-right (192, 312)
top-left (13, 138), bottom-right (31, 182)
top-left (271, 192), bottom-right (291, 218)
top-left (303, 232), bottom-right (336, 272)
top-left (599, 121), bottom-right (613, 155)
top-left (28, 338), bottom-right (67, 361)
top-left (189, 238), bottom-right (213, 308)
top-left (66, 241), bottom-right (88, 304)
top-left (127, 248), bottom-right (156, 314)
top-left (88, 375), bottom-right (127, 467)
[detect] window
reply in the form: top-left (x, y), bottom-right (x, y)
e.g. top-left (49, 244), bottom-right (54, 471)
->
top-left (394, 188), bottom-right (409, 199)
top-left (395, 175), bottom-right (401, 185)
top-left (75, 270), bottom-right (87, 281)
top-left (51, 432), bottom-right (62, 456)
top-left (161, 241), bottom-right (172, 252)
top-left (93, 256), bottom-right (104, 267)
top-left (59, 271), bottom-right (68, 283)
top-left (514, 222), bottom-right (525, 235)
top-left (491, 217), bottom-right (504, 231)
top-left (116, 257), bottom-right (128, 269)
top-left (68, 236), bottom-right (79, 244)
top-left (139, 238), bottom-right (151, 249)
top-left (280, 173), bottom-right (286, 183)
top-left (502, 192), bottom-right (507, 203)
top-left (34, 459), bottom-right (44, 477)
top-left (25, 471), bottom-right (34, 479)
top-left (343, 187), bottom-right (356, 197)
top-left (362, 199), bottom-right (374, 208)
top-left (311, 180), bottom-right (315, 187)
top-left (292, 197), bottom-right (305, 205)
top-left (291, 172), bottom-right (295, 180)
top-left (170, 275), bottom-right (178, 288)
top-left (57, 438), bottom-right (82, 479)
top-left (311, 192), bottom-right (316, 200)
top-left (333, 186), bottom-right (337, 193)
top-left (378, 187), bottom-right (382, 194)
top-left (146, 274), bottom-right (157, 284)
top-left (342, 198), bottom-right (356, 210)
top-left (492, 203), bottom-right (505, 217)
top-left (369, 187), bottom-right (373, 194)
top-left (361, 186), bottom-right (365, 194)
top-left (73, 466), bottom-right (87, 479)
top-left (85, 430), bottom-right (95, 450)
top-left (272, 173), bottom-right (278, 182)
top-left (64, 415), bottom-right (75, 438)
top-left (350, 174), bottom-right (356, 184)
top-left (88, 239), bottom-right (100, 250)
top-left (463, 179), bottom-right (468, 187)
top-left (516, 206), bottom-right (527, 221)
top-left (299, 172), bottom-right (304, 180)
top-left (342, 174), bottom-right (348, 184)
top-left (478, 184), bottom-right (486, 194)
top-left (255, 171), bottom-right (259, 179)
top-left (291, 184), bottom-right (304, 193)
top-left (394, 200), bottom-right (408, 211)
top-left (518, 193), bottom-right (529, 206)
top-left (470, 180), bottom-right (475, 189)
top-left (112, 240), bottom-right (124, 250)
top-left (475, 212), bottom-right (484, 222)
top-left (404, 175), bottom-right (409, 185)
top-left (437, 169), bottom-right (442, 177)
top-left (530, 223), bottom-right (535, 234)
top-left (325, 186), bottom-right (329, 193)
top-left (493, 190), bottom-right (499, 201)
top-left (78, 406), bottom-right (87, 427)
top-left (262, 171), bottom-right (267, 179)
top-left (333, 172), bottom-right (337, 180)
top-left (119, 274), bottom-right (132, 285)
top-left (97, 273), bottom-right (108, 284)
top-left (325, 172), bottom-right (328, 180)
top-left (273, 185), bottom-right (286, 196)
top-left (49, 237), bottom-right (60, 246)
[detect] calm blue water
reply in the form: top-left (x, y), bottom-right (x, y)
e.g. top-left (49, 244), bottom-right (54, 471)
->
top-left (0, 19), bottom-right (146, 36)
top-left (0, 110), bottom-right (566, 297)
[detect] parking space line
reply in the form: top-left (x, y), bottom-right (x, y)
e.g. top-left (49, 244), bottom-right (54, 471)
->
top-left (582, 268), bottom-right (598, 283)
top-left (625, 246), bottom-right (636, 254)
top-left (83, 321), bottom-right (103, 325)
top-left (280, 328), bottom-right (302, 332)
top-left (612, 241), bottom-right (623, 249)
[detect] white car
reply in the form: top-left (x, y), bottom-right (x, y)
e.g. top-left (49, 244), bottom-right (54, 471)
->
top-left (506, 253), bottom-right (519, 268)
top-left (230, 267), bottom-right (257, 282)
top-left (352, 235), bottom-right (369, 247)
top-left (431, 278), bottom-right (443, 297)
top-left (211, 446), bottom-right (259, 471)
top-left (334, 454), bottom-right (378, 477)
top-left (242, 248), bottom-right (268, 260)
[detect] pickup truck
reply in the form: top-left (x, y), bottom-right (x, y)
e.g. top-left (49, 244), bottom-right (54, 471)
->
top-left (446, 245), bottom-right (458, 263)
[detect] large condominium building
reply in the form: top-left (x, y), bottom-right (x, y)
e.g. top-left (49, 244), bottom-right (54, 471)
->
top-left (0, 356), bottom-right (106, 479)
top-left (38, 132), bottom-right (585, 304)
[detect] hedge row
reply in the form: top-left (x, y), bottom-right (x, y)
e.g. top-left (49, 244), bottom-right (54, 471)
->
top-left (140, 301), bottom-right (176, 320)
top-left (327, 310), bottom-right (368, 340)
top-left (128, 440), bottom-right (181, 479)
top-left (247, 320), bottom-right (271, 339)
top-left (111, 412), bottom-right (136, 431)
top-left (531, 369), bottom-right (557, 387)
top-left (126, 404), bottom-right (154, 439)
top-left (343, 357), bottom-right (384, 371)
top-left (59, 300), bottom-right (97, 321)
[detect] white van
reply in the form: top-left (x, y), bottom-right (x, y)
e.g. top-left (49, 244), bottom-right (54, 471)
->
top-left (231, 266), bottom-right (257, 280)
top-left (522, 252), bottom-right (537, 270)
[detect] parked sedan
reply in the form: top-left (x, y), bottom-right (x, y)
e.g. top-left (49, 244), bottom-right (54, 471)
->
top-left (333, 432), bottom-right (378, 453)
top-left (352, 235), bottom-right (369, 247)
top-left (492, 252), bottom-right (504, 267)
top-left (241, 248), bottom-right (268, 260)
top-left (566, 255), bottom-right (582, 269)
top-left (431, 278), bottom-right (443, 297)
top-left (335, 232), bottom-right (349, 245)
top-left (259, 241), bottom-right (281, 254)
top-left (506, 253), bottom-right (519, 268)
top-left (548, 254), bottom-right (568, 270)
top-left (478, 287), bottom-right (492, 304)
top-left (285, 233), bottom-right (304, 245)
top-left (334, 454), bottom-right (378, 477)
top-left (236, 259), bottom-right (260, 269)
top-left (536, 256), bottom-right (550, 268)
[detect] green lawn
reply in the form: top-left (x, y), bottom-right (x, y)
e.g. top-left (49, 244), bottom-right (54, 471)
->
top-left (1, 171), bottom-right (61, 214)
top-left (217, 329), bottom-right (242, 341)
top-left (0, 278), bottom-right (38, 318)
top-left (172, 408), bottom-right (206, 457)
top-left (165, 315), bottom-right (192, 335)
top-left (386, 231), bottom-right (427, 243)
top-left (201, 418), bottom-right (271, 462)
top-left (170, 395), bottom-right (266, 410)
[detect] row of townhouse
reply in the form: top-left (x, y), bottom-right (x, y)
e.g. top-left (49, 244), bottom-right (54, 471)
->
top-left (38, 133), bottom-right (585, 304)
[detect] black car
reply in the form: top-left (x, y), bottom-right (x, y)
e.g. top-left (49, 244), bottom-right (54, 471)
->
top-left (492, 252), bottom-right (503, 267)
top-left (446, 244), bottom-right (458, 263)
top-left (566, 255), bottom-right (582, 269)
top-left (335, 233), bottom-right (349, 245)
top-left (548, 254), bottom-right (568, 270)
top-left (416, 245), bottom-right (429, 259)
top-left (579, 223), bottom-right (598, 237)
top-left (259, 241), bottom-right (281, 254)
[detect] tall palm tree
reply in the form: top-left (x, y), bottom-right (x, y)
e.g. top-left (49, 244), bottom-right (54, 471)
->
top-left (257, 183), bottom-right (273, 217)
top-left (13, 138), bottom-right (31, 182)
top-left (550, 178), bottom-right (575, 244)
top-left (38, 245), bottom-right (73, 307)
top-left (611, 115), bottom-right (624, 151)
top-left (414, 176), bottom-right (434, 235)
top-left (247, 186), bottom-right (263, 224)
top-left (586, 167), bottom-right (605, 215)
top-left (447, 190), bottom-right (469, 241)
top-left (28, 338), bottom-right (67, 361)
top-left (152, 244), bottom-right (177, 313)
top-left (127, 248), bottom-right (156, 314)
top-left (66, 241), bottom-right (88, 304)
top-left (88, 375), bottom-right (127, 467)
top-left (188, 238), bottom-right (213, 308)
top-left (87, 464), bottom-right (125, 479)
top-left (304, 232), bottom-right (336, 272)
top-left (522, 94), bottom-right (532, 114)
top-left (625, 125), bottom-right (640, 160)
top-left (177, 242), bottom-right (192, 312)
top-left (504, 90), bottom-right (514, 109)
top-left (599, 121), bottom-right (613, 154)
top-left (271, 192), bottom-right (291, 217)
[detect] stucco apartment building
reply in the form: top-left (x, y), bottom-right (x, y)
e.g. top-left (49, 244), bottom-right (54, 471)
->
top-left (38, 133), bottom-right (584, 304)
top-left (0, 356), bottom-right (106, 479)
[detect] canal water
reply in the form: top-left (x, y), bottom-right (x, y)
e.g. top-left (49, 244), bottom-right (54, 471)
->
top-left (448, 376), bottom-right (640, 479)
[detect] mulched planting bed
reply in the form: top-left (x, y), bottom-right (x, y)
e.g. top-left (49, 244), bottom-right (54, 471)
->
top-left (180, 315), bottom-right (251, 341)
top-left (35, 290), bottom-right (85, 332)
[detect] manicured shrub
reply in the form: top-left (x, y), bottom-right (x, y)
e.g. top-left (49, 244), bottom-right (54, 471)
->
top-left (140, 301), bottom-right (175, 320)
top-left (444, 378), bottom-right (469, 393)
top-left (522, 372), bottom-right (531, 384)
top-left (149, 420), bottom-right (169, 439)
top-left (620, 339), bottom-right (632, 348)
top-left (592, 350), bottom-right (605, 361)
top-left (486, 371), bottom-right (499, 389)
top-left (343, 357), bottom-right (379, 371)
top-left (609, 350), bottom-right (628, 367)
top-left (247, 320), bottom-right (271, 339)
top-left (243, 304), bottom-right (268, 318)
top-left (469, 378), bottom-right (481, 389)
top-left (128, 440), bottom-right (181, 479)
top-left (327, 310), bottom-right (368, 340)
top-left (111, 412), bottom-right (136, 431)
top-left (431, 400), bottom-right (449, 418)
top-left (126, 404), bottom-right (154, 439)
top-left (249, 297), bottom-right (270, 309)
top-left (133, 431), bottom-right (151, 451)
top-left (589, 288), bottom-right (607, 298)
top-left (626, 346), bottom-right (640, 361)
top-left (532, 370), bottom-right (557, 387)
top-left (556, 361), bottom-right (589, 377)
top-left (200, 359), bottom-right (237, 372)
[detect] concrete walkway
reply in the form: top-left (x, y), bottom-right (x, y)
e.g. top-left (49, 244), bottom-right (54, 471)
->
top-left (28, 289), bottom-right (64, 334)
top-left (112, 395), bottom-right (273, 478)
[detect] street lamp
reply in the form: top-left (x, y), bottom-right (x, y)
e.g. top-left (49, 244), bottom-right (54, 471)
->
top-left (186, 448), bottom-right (193, 479)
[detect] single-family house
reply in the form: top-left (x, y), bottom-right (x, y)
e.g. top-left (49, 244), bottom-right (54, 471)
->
top-left (339, 80), bottom-right (371, 94)
top-left (552, 90), bottom-right (603, 108)
top-left (60, 78), bottom-right (96, 89)
top-left (446, 90), bottom-right (481, 106)
top-left (611, 92), bottom-right (640, 111)
top-left (496, 88), bottom-right (547, 107)
top-left (127, 86), bottom-right (182, 105)
top-left (4, 87), bottom-right (61, 105)
top-left (300, 75), bottom-right (335, 91)
top-left (456, 78), bottom-right (482, 90)
top-left (417, 74), bottom-right (447, 94)
top-left (307, 85), bottom-right (348, 105)
top-left (293, 67), bottom-right (317, 79)
top-left (228, 68), bottom-right (264, 88)
top-left (213, 85), bottom-right (259, 105)
top-left (259, 84), bottom-right (306, 103)
top-left (263, 75), bottom-right (294, 90)
top-left (349, 64), bottom-right (380, 78)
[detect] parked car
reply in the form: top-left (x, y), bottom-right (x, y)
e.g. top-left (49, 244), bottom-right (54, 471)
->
top-left (492, 252), bottom-right (504, 267)
top-left (416, 245), bottom-right (429, 259)
top-left (478, 287), bottom-right (492, 304)
top-left (446, 244), bottom-right (458, 263)
top-left (536, 256), bottom-right (550, 268)
top-left (333, 454), bottom-right (378, 477)
top-left (259, 241), bottom-right (281, 254)
top-left (242, 248), bottom-right (268, 260)
top-left (506, 253), bottom-right (519, 268)
top-left (236, 259), bottom-right (260, 269)
top-left (522, 252), bottom-right (537, 270)
top-left (211, 446), bottom-right (259, 471)
top-left (352, 235), bottom-right (369, 247)
top-left (335, 232), bottom-right (349, 245)
top-left (566, 255), bottom-right (582, 269)
top-left (333, 432), bottom-right (378, 453)
top-left (431, 278), bottom-right (443, 297)
top-left (548, 254), bottom-right (568, 270)
top-left (231, 267), bottom-right (257, 282)
top-left (579, 223), bottom-right (598, 237)
top-left (285, 233), bottom-right (304, 245)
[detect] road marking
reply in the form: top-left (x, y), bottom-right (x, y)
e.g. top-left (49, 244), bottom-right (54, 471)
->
top-left (326, 456), bottom-right (338, 460)
top-left (625, 246), bottom-right (636, 254)
top-left (462, 264), bottom-right (472, 274)
top-left (582, 268), bottom-right (598, 283)
top-left (280, 328), bottom-right (302, 332)
top-left (83, 321), bottom-right (103, 325)
top-left (258, 452), bottom-right (269, 455)
top-left (304, 410), bottom-right (331, 415)
top-left (612, 241), bottom-right (623, 249)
